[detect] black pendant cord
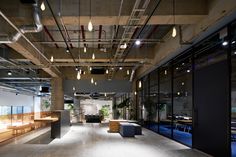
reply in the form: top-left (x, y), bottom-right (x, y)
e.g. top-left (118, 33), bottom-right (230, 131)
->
top-left (45, 0), bottom-right (76, 63)
top-left (173, 0), bottom-right (175, 26)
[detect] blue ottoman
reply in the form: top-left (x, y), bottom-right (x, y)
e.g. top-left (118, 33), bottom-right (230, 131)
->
top-left (119, 123), bottom-right (135, 137)
top-left (132, 123), bottom-right (142, 135)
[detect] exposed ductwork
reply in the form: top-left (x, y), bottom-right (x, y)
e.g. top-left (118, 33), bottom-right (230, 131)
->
top-left (0, 0), bottom-right (43, 44)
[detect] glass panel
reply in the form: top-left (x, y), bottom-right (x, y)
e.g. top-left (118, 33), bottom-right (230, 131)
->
top-left (12, 106), bottom-right (23, 126)
top-left (23, 106), bottom-right (33, 124)
top-left (231, 22), bottom-right (236, 157)
top-left (159, 63), bottom-right (172, 138)
top-left (148, 69), bottom-right (159, 133)
top-left (173, 55), bottom-right (193, 147)
top-left (0, 106), bottom-right (11, 129)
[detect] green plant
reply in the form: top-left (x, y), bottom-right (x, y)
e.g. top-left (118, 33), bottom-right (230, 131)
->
top-left (99, 105), bottom-right (109, 118)
top-left (42, 99), bottom-right (50, 110)
top-left (143, 98), bottom-right (157, 121)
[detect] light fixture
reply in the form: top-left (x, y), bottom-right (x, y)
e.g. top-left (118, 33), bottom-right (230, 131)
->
top-left (88, 0), bottom-right (93, 31)
top-left (104, 93), bottom-right (107, 97)
top-left (95, 82), bottom-right (97, 85)
top-left (172, 0), bottom-right (177, 38)
top-left (7, 71), bottom-right (12, 76)
top-left (119, 67), bottom-right (123, 70)
top-left (89, 67), bottom-right (92, 71)
top-left (177, 92), bottom-right (180, 95)
top-left (91, 78), bottom-right (94, 84)
top-left (176, 67), bottom-right (179, 70)
top-left (84, 46), bottom-right (87, 53)
top-left (75, 67), bottom-right (78, 71)
top-left (138, 80), bottom-right (142, 88)
top-left (40, 1), bottom-right (45, 11)
top-left (181, 82), bottom-right (185, 86)
top-left (120, 43), bottom-right (127, 49)
top-left (187, 69), bottom-right (191, 73)
top-left (172, 26), bottom-right (177, 38)
top-left (234, 51), bottom-right (236, 55)
top-left (50, 56), bottom-right (54, 62)
top-left (127, 70), bottom-right (130, 75)
top-left (77, 71), bottom-right (81, 80)
top-left (134, 91), bottom-right (137, 95)
top-left (79, 69), bottom-right (82, 74)
top-left (74, 92), bottom-right (76, 96)
top-left (39, 85), bottom-right (42, 91)
top-left (106, 69), bottom-right (109, 74)
top-left (232, 41), bottom-right (236, 44)
top-left (222, 41), bottom-right (228, 46)
top-left (92, 53), bottom-right (95, 60)
top-left (66, 47), bottom-right (70, 53)
top-left (73, 87), bottom-right (75, 91)
top-left (164, 70), bottom-right (167, 75)
top-left (135, 40), bottom-right (141, 45)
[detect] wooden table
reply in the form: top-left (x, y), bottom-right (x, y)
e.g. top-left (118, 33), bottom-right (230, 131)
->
top-left (109, 120), bottom-right (128, 133)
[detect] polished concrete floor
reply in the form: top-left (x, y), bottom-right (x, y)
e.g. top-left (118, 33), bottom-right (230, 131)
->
top-left (0, 123), bottom-right (210, 157)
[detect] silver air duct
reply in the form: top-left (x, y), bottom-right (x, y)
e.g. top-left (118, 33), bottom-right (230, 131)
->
top-left (0, 0), bottom-right (43, 44)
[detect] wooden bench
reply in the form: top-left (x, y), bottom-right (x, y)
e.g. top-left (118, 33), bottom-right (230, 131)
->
top-left (7, 123), bottom-right (35, 135)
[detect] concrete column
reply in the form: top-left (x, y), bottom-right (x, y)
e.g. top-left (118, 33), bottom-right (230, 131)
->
top-left (51, 77), bottom-right (64, 110)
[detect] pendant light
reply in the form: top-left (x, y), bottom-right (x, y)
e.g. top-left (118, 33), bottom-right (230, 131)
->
top-left (88, 0), bottom-right (93, 31)
top-left (92, 53), bottom-right (95, 60)
top-left (172, 0), bottom-right (177, 38)
top-left (138, 80), bottom-right (142, 88)
top-left (134, 91), bottom-right (137, 95)
top-left (106, 69), bottom-right (109, 74)
top-left (95, 82), bottom-right (97, 85)
top-left (40, 1), bottom-right (45, 11)
top-left (50, 56), bottom-right (54, 62)
top-left (89, 67), bottom-right (92, 71)
top-left (91, 78), bottom-right (94, 84)
top-left (77, 71), bottom-right (81, 80)
top-left (84, 46), bottom-right (87, 53)
top-left (127, 69), bottom-right (130, 75)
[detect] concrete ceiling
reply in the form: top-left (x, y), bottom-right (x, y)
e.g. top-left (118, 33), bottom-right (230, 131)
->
top-left (0, 0), bottom-right (231, 94)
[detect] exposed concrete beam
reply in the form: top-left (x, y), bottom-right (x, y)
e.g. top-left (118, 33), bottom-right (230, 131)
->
top-left (10, 15), bottom-right (206, 26)
top-left (6, 38), bottom-right (60, 77)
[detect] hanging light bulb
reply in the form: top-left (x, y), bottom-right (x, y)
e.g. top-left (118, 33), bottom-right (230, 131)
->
top-left (134, 91), bottom-right (137, 95)
top-left (135, 40), bottom-right (141, 45)
top-left (127, 70), bottom-right (130, 75)
top-left (106, 69), bottom-right (109, 74)
top-left (40, 1), bottom-right (45, 11)
top-left (50, 56), bottom-right (54, 62)
top-left (84, 46), bottom-right (87, 53)
top-left (77, 71), bottom-right (81, 80)
top-left (79, 69), bottom-right (82, 74)
top-left (138, 80), bottom-right (142, 88)
top-left (104, 93), bottom-right (107, 97)
top-left (89, 67), bottom-right (92, 71)
top-left (92, 53), bottom-right (95, 60)
top-left (88, 20), bottom-right (93, 31)
top-left (91, 78), bottom-right (94, 84)
top-left (95, 82), bottom-right (97, 85)
top-left (172, 26), bottom-right (177, 38)
top-left (39, 85), bottom-right (42, 91)
top-left (73, 86), bottom-right (75, 91)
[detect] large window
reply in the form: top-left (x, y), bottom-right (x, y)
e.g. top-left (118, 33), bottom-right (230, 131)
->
top-left (173, 54), bottom-right (192, 146)
top-left (159, 63), bottom-right (172, 138)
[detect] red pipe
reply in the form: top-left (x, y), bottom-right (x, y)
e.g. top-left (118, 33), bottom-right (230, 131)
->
top-left (43, 26), bottom-right (59, 48)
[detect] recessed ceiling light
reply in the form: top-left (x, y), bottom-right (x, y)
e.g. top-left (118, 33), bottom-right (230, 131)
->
top-left (135, 40), bottom-right (141, 45)
top-left (222, 41), bottom-right (228, 46)
top-left (7, 71), bottom-right (12, 76)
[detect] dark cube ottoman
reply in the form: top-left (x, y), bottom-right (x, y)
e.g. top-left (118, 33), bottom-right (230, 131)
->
top-left (132, 123), bottom-right (142, 135)
top-left (119, 123), bottom-right (135, 137)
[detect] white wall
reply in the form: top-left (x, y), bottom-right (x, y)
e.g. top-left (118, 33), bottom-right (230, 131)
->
top-left (0, 90), bottom-right (34, 106)
top-left (80, 99), bottom-right (112, 117)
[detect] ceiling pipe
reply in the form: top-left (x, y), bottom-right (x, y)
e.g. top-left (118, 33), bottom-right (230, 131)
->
top-left (0, 9), bottom-right (61, 75)
top-left (98, 25), bottom-right (102, 49)
top-left (43, 26), bottom-right (59, 48)
top-left (45, 0), bottom-right (76, 63)
top-left (0, 0), bottom-right (43, 44)
top-left (81, 25), bottom-right (87, 47)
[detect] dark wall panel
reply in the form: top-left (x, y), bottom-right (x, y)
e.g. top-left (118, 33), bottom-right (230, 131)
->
top-left (193, 60), bottom-right (230, 156)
